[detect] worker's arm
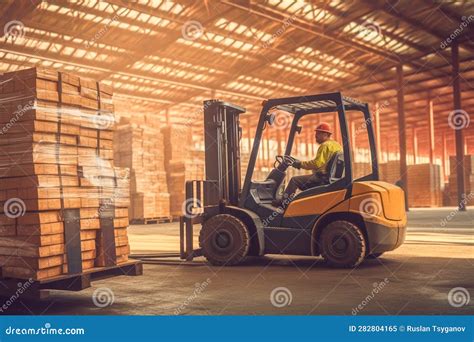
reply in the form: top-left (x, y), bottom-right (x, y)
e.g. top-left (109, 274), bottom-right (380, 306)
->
top-left (299, 143), bottom-right (331, 172)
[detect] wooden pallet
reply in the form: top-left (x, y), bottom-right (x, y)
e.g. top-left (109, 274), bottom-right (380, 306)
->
top-left (0, 260), bottom-right (142, 300)
top-left (130, 216), bottom-right (172, 225)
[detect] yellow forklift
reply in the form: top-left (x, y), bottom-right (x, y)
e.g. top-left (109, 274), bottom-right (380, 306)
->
top-left (180, 92), bottom-right (406, 268)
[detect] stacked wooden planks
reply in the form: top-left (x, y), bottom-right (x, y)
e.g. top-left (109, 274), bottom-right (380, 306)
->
top-left (446, 155), bottom-right (474, 206)
top-left (407, 164), bottom-right (442, 207)
top-left (379, 160), bottom-right (401, 184)
top-left (0, 67), bottom-right (130, 280)
top-left (114, 124), bottom-right (170, 221)
top-left (162, 125), bottom-right (205, 217)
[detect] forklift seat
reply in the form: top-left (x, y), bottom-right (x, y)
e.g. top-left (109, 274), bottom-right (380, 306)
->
top-left (325, 151), bottom-right (344, 184)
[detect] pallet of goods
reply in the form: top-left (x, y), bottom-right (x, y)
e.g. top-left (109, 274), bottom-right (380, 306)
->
top-left (162, 125), bottom-right (204, 217)
top-left (446, 155), bottom-right (474, 206)
top-left (407, 164), bottom-right (442, 207)
top-left (379, 160), bottom-right (401, 184)
top-left (114, 124), bottom-right (170, 222)
top-left (0, 67), bottom-right (139, 286)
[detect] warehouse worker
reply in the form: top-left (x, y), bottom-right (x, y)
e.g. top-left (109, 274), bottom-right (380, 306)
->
top-left (273, 122), bottom-right (342, 207)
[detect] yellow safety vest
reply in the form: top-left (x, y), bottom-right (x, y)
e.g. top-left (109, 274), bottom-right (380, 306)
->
top-left (300, 139), bottom-right (342, 174)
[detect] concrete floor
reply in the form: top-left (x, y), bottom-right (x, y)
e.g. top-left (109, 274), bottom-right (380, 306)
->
top-left (2, 208), bottom-right (473, 315)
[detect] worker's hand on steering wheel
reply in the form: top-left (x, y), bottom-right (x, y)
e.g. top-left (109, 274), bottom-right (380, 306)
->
top-left (283, 155), bottom-right (301, 169)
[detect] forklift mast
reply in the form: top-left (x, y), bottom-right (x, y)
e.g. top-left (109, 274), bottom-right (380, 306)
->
top-left (203, 100), bottom-right (246, 206)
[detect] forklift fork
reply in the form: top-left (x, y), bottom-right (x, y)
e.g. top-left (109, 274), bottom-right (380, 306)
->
top-left (179, 180), bottom-right (219, 261)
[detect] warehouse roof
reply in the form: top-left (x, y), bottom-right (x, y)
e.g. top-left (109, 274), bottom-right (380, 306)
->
top-left (0, 0), bottom-right (473, 136)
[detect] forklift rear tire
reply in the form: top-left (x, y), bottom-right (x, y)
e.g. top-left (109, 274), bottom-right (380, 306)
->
top-left (199, 214), bottom-right (250, 266)
top-left (320, 220), bottom-right (366, 268)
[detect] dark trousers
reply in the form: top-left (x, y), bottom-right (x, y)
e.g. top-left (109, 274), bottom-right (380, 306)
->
top-left (283, 173), bottom-right (324, 200)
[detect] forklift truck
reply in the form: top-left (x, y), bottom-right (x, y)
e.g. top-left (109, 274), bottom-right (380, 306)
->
top-left (180, 92), bottom-right (406, 268)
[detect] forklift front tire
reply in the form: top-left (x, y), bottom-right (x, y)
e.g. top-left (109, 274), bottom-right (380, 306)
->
top-left (320, 220), bottom-right (367, 268)
top-left (199, 214), bottom-right (250, 266)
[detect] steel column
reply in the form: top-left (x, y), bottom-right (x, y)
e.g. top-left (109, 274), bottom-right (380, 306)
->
top-left (374, 102), bottom-right (382, 165)
top-left (452, 41), bottom-right (466, 211)
top-left (412, 127), bottom-right (418, 164)
top-left (396, 65), bottom-right (409, 206)
top-left (427, 98), bottom-right (435, 164)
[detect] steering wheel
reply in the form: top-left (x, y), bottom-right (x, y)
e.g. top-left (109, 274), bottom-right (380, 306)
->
top-left (274, 155), bottom-right (297, 169)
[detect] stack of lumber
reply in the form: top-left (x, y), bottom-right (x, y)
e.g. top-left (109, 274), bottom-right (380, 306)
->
top-left (353, 162), bottom-right (372, 180)
top-left (162, 125), bottom-right (205, 217)
top-left (0, 67), bottom-right (130, 281)
top-left (114, 124), bottom-right (170, 221)
top-left (407, 164), bottom-right (442, 207)
top-left (379, 160), bottom-right (401, 184)
top-left (446, 155), bottom-right (474, 206)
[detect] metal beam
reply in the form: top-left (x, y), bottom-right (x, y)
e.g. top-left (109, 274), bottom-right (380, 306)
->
top-left (374, 102), bottom-right (382, 165)
top-left (427, 97), bottom-right (435, 164)
top-left (451, 41), bottom-right (466, 211)
top-left (396, 64), bottom-right (408, 207)
top-left (223, 0), bottom-right (401, 64)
